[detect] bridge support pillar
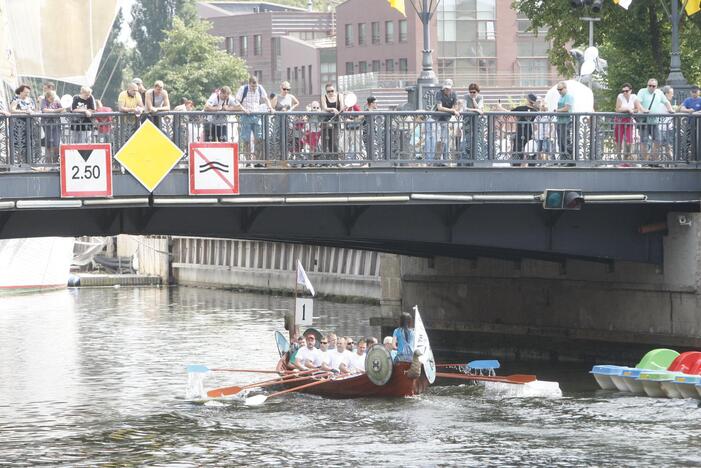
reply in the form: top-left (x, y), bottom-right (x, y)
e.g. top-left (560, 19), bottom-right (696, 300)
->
top-left (395, 211), bottom-right (701, 363)
top-left (379, 252), bottom-right (403, 321)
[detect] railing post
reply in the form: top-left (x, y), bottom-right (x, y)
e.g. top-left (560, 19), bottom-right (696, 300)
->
top-left (280, 113), bottom-right (288, 164)
top-left (384, 114), bottom-right (391, 162)
top-left (367, 112), bottom-right (375, 161)
top-left (573, 114), bottom-right (579, 163)
top-left (262, 113), bottom-right (269, 163)
top-left (589, 113), bottom-right (596, 163)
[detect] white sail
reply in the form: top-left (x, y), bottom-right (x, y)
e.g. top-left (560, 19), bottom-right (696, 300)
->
top-left (412, 305), bottom-right (436, 383)
top-left (2, 0), bottom-right (119, 86)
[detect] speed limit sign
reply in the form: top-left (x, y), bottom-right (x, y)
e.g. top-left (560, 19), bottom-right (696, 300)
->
top-left (60, 143), bottom-right (113, 197)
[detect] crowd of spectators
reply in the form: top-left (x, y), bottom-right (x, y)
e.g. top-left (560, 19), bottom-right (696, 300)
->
top-left (1, 75), bottom-right (700, 165)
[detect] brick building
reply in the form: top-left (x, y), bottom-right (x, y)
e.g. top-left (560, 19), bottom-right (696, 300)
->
top-left (199, 1), bottom-right (336, 103)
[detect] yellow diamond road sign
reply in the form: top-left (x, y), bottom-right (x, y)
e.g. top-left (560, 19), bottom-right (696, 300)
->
top-left (115, 120), bottom-right (184, 192)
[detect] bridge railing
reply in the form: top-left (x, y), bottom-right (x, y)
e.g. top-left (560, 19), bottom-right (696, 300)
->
top-left (0, 111), bottom-right (698, 170)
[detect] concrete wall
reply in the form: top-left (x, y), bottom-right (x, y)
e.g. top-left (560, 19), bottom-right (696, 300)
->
top-left (116, 235), bottom-right (170, 282)
top-left (171, 237), bottom-right (381, 301)
top-left (397, 212), bottom-right (701, 363)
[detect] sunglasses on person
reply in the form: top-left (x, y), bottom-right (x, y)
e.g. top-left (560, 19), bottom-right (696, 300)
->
top-left (557, 87), bottom-right (565, 91)
top-left (320, 341), bottom-right (328, 344)
top-left (282, 88), bottom-right (290, 91)
top-left (622, 88), bottom-right (631, 92)
top-left (326, 89), bottom-right (335, 93)
top-left (648, 84), bottom-right (657, 88)
top-left (469, 91), bottom-right (477, 94)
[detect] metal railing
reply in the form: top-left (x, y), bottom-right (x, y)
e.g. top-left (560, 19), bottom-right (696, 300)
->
top-left (0, 111), bottom-right (699, 170)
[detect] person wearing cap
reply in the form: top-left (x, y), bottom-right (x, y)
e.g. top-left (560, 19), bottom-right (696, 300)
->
top-left (435, 79), bottom-right (459, 161)
top-left (383, 336), bottom-right (398, 360)
top-left (497, 92), bottom-right (539, 163)
top-left (131, 78), bottom-right (147, 105)
top-left (293, 332), bottom-right (323, 370)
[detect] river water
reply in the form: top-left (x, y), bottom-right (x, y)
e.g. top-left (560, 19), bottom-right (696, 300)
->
top-left (1, 286), bottom-right (699, 466)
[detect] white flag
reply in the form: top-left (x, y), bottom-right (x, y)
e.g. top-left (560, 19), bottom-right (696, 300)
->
top-left (296, 259), bottom-right (316, 296)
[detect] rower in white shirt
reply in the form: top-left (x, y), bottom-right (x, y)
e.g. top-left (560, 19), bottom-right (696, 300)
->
top-left (293, 333), bottom-right (323, 370)
top-left (347, 339), bottom-right (368, 373)
top-left (324, 337), bottom-right (353, 373)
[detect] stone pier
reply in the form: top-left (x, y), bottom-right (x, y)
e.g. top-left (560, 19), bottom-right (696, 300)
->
top-left (376, 212), bottom-right (701, 364)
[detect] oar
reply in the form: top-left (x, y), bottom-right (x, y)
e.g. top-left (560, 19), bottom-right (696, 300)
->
top-left (435, 372), bottom-right (536, 385)
top-left (245, 376), bottom-right (332, 406)
top-left (207, 370), bottom-right (326, 398)
top-left (187, 364), bottom-right (295, 374)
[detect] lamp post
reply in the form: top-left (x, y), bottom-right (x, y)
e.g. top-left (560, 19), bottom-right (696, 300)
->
top-left (406, 0), bottom-right (440, 109)
top-left (666, 0), bottom-right (691, 104)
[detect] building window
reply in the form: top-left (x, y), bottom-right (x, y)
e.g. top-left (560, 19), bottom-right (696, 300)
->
top-left (254, 34), bottom-right (262, 56)
top-left (358, 23), bottom-right (367, 46)
top-left (254, 70), bottom-right (263, 83)
top-left (399, 58), bottom-right (408, 72)
top-left (372, 60), bottom-right (381, 72)
top-left (359, 61), bottom-right (368, 73)
top-left (225, 37), bottom-right (235, 54)
top-left (399, 19), bottom-right (408, 43)
top-left (437, 0), bottom-right (497, 83)
top-left (371, 22), bottom-right (380, 44)
top-left (320, 49), bottom-right (337, 88)
top-left (385, 21), bottom-right (394, 43)
top-left (345, 24), bottom-right (353, 46)
top-left (385, 58), bottom-right (395, 72)
top-left (346, 61), bottom-right (354, 75)
top-left (239, 36), bottom-right (248, 57)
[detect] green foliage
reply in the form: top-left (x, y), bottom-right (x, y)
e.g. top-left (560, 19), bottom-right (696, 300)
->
top-left (93, 9), bottom-right (128, 107)
top-left (142, 17), bottom-right (249, 106)
top-left (130, 0), bottom-right (198, 76)
top-left (514, 0), bottom-right (701, 109)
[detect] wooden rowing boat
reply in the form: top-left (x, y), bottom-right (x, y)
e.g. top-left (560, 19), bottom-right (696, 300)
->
top-left (274, 358), bottom-right (430, 398)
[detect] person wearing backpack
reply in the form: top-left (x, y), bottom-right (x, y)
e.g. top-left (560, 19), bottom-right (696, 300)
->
top-left (635, 78), bottom-right (674, 161)
top-left (236, 76), bottom-right (273, 162)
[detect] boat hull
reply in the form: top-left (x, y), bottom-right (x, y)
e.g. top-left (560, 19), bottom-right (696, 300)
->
top-left (276, 360), bottom-right (429, 398)
top-left (0, 237), bottom-right (74, 292)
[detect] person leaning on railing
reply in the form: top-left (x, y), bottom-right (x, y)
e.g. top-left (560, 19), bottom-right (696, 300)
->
top-left (459, 83), bottom-right (484, 165)
top-left (614, 83), bottom-right (638, 161)
top-left (9, 85), bottom-right (36, 162)
top-left (555, 81), bottom-right (574, 165)
top-left (118, 83), bottom-right (144, 140)
top-left (39, 89), bottom-right (65, 163)
top-left (144, 80), bottom-right (171, 128)
top-left (203, 86), bottom-right (243, 143)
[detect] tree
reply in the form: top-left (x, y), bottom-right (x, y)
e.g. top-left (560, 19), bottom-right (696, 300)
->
top-left (514, 0), bottom-right (701, 108)
top-left (130, 0), bottom-right (198, 76)
top-left (142, 17), bottom-right (249, 106)
top-left (93, 9), bottom-right (128, 107)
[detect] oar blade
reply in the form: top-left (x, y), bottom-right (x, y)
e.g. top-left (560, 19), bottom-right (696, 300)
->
top-left (244, 394), bottom-right (268, 406)
top-left (207, 386), bottom-right (242, 398)
top-left (187, 364), bottom-right (210, 373)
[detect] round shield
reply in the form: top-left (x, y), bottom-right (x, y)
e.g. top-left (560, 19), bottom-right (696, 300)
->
top-left (275, 330), bottom-right (289, 357)
top-left (343, 92), bottom-right (357, 108)
top-left (421, 348), bottom-right (436, 384)
top-left (365, 344), bottom-right (393, 386)
top-left (302, 327), bottom-right (323, 349)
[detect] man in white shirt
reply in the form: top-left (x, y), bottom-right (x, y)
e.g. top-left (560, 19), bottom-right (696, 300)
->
top-left (324, 336), bottom-right (352, 373)
top-left (348, 339), bottom-right (368, 373)
top-left (293, 333), bottom-right (323, 370)
top-left (235, 76), bottom-right (273, 160)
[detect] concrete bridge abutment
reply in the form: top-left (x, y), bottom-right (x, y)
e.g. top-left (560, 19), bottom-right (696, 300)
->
top-left (385, 212), bottom-right (701, 364)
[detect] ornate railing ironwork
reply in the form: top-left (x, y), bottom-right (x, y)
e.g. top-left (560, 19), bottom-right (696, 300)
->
top-left (0, 111), bottom-right (698, 170)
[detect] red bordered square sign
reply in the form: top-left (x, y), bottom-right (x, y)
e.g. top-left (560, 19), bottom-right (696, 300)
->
top-left (60, 143), bottom-right (113, 198)
top-left (189, 142), bottom-right (239, 195)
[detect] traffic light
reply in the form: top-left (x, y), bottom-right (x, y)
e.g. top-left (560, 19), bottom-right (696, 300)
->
top-left (543, 189), bottom-right (584, 210)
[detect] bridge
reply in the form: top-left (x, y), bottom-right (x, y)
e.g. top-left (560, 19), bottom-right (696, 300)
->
top-left (0, 110), bottom-right (699, 262)
top-left (2, 109), bottom-right (701, 360)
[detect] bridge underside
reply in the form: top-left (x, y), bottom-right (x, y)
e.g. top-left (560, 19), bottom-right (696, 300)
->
top-left (0, 202), bottom-right (695, 264)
